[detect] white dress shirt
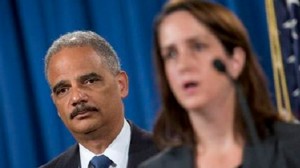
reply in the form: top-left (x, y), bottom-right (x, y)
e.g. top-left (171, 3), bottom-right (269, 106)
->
top-left (79, 119), bottom-right (131, 168)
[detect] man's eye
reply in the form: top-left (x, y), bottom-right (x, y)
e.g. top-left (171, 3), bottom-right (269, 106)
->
top-left (84, 78), bottom-right (99, 84)
top-left (55, 87), bottom-right (68, 96)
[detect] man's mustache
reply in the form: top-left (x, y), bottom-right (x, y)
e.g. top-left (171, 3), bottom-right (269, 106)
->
top-left (70, 104), bottom-right (99, 119)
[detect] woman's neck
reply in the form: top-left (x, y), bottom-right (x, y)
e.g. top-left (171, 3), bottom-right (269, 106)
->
top-left (188, 85), bottom-right (240, 147)
top-left (187, 91), bottom-right (244, 168)
top-left (191, 110), bottom-right (244, 168)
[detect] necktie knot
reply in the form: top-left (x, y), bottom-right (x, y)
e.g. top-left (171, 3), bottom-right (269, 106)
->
top-left (89, 155), bottom-right (112, 168)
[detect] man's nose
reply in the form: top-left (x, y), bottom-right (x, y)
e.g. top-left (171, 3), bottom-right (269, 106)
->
top-left (70, 88), bottom-right (88, 106)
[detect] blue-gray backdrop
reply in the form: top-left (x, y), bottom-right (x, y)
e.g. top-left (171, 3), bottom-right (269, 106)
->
top-left (0, 0), bottom-right (273, 167)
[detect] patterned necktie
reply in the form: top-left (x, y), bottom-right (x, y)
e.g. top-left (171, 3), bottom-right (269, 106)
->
top-left (89, 155), bottom-right (113, 168)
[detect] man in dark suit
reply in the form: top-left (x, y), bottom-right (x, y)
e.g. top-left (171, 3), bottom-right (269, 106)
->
top-left (40, 31), bottom-right (158, 168)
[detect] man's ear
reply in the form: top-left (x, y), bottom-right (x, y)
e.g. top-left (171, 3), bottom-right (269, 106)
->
top-left (117, 71), bottom-right (129, 98)
top-left (229, 47), bottom-right (246, 79)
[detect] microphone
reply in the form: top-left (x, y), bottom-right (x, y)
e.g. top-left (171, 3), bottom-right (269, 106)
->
top-left (212, 59), bottom-right (261, 146)
top-left (213, 59), bottom-right (227, 73)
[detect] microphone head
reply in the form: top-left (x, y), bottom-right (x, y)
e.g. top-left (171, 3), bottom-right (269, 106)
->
top-left (213, 59), bottom-right (226, 73)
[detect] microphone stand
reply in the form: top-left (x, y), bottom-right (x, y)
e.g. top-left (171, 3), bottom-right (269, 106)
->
top-left (213, 59), bottom-right (263, 168)
top-left (235, 81), bottom-right (261, 146)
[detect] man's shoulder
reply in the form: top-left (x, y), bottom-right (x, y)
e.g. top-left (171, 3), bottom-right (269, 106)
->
top-left (129, 121), bottom-right (153, 141)
top-left (127, 121), bottom-right (160, 168)
top-left (128, 121), bottom-right (157, 151)
top-left (39, 144), bottom-right (79, 168)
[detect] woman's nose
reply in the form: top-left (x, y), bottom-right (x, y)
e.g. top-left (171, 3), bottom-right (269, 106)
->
top-left (176, 50), bottom-right (194, 72)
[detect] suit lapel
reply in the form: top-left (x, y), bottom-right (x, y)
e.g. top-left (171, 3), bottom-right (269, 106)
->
top-left (59, 144), bottom-right (81, 168)
top-left (127, 121), bottom-right (159, 168)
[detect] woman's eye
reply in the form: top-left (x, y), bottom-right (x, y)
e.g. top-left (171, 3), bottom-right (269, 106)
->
top-left (193, 42), bottom-right (204, 51)
top-left (163, 49), bottom-right (177, 60)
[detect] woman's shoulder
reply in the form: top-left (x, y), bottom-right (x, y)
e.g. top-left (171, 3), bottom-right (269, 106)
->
top-left (273, 121), bottom-right (300, 140)
top-left (272, 121), bottom-right (300, 167)
top-left (138, 146), bottom-right (193, 168)
top-left (242, 122), bottom-right (300, 167)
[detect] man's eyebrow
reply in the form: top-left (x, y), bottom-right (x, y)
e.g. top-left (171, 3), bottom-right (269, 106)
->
top-left (52, 80), bottom-right (68, 93)
top-left (78, 72), bottom-right (103, 82)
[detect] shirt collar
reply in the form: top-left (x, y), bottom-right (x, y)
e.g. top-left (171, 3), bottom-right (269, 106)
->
top-left (79, 119), bottom-right (131, 168)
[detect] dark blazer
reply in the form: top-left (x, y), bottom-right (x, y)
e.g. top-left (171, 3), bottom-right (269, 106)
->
top-left (139, 122), bottom-right (300, 168)
top-left (40, 122), bottom-right (158, 168)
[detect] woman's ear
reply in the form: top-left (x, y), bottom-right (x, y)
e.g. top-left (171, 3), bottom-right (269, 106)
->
top-left (229, 47), bottom-right (246, 79)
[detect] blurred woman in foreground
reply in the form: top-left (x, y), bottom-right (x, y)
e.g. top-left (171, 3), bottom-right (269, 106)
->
top-left (139, 0), bottom-right (300, 167)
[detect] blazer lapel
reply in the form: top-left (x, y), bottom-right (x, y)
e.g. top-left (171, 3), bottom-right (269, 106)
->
top-left (242, 139), bottom-right (283, 168)
top-left (127, 121), bottom-right (159, 168)
top-left (162, 146), bottom-right (194, 168)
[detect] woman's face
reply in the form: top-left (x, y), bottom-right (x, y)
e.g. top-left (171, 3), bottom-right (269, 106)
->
top-left (158, 10), bottom-right (243, 113)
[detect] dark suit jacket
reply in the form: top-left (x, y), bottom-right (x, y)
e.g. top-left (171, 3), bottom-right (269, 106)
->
top-left (40, 122), bottom-right (158, 168)
top-left (139, 122), bottom-right (300, 168)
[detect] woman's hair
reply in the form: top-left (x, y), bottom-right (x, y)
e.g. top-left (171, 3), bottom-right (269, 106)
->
top-left (153, 0), bottom-right (280, 149)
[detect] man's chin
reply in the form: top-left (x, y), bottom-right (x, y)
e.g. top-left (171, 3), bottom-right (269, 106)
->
top-left (70, 124), bottom-right (98, 135)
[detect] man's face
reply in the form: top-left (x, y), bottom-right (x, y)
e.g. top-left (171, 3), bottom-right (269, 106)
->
top-left (47, 46), bottom-right (128, 137)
